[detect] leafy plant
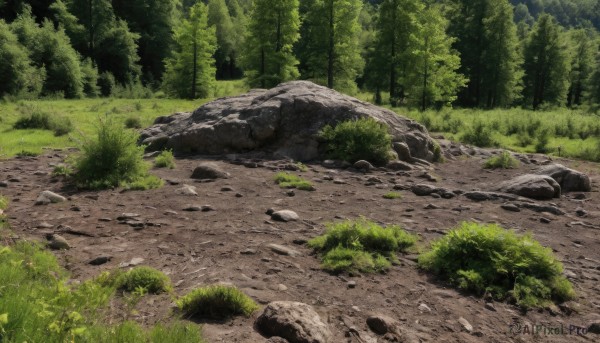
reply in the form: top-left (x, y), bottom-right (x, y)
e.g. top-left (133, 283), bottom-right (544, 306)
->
top-left (124, 116), bottom-right (142, 129)
top-left (13, 109), bottom-right (73, 136)
top-left (116, 266), bottom-right (172, 294)
top-left (483, 151), bottom-right (520, 169)
top-left (52, 164), bottom-right (73, 177)
top-left (309, 218), bottom-right (417, 273)
top-left (154, 150), bottom-right (176, 169)
top-left (461, 121), bottom-right (498, 147)
top-left (177, 285), bottom-right (259, 319)
top-left (73, 118), bottom-right (160, 190)
top-left (320, 118), bottom-right (392, 165)
top-left (418, 222), bottom-right (575, 308)
top-left (274, 172), bottom-right (314, 191)
top-left (0, 195), bottom-right (7, 210)
top-left (383, 192), bottom-right (402, 199)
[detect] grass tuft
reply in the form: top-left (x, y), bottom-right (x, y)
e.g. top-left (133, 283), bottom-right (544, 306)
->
top-left (383, 192), bottom-right (402, 199)
top-left (177, 285), bottom-right (259, 319)
top-left (483, 151), bottom-right (520, 169)
top-left (274, 172), bottom-right (314, 191)
top-left (418, 222), bottom-right (575, 308)
top-left (154, 150), bottom-right (176, 169)
top-left (0, 195), bottom-right (7, 210)
top-left (116, 266), bottom-right (172, 294)
top-left (309, 218), bottom-right (417, 273)
top-left (124, 116), bottom-right (142, 129)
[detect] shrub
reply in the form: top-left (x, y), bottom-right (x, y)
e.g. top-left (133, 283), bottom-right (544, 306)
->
top-left (461, 121), bottom-right (497, 147)
top-left (51, 117), bottom-right (73, 136)
top-left (320, 118), bottom-right (392, 165)
top-left (124, 116), bottom-right (142, 129)
top-left (154, 150), bottom-right (176, 169)
top-left (16, 150), bottom-right (39, 157)
top-left (383, 192), bottom-right (402, 199)
top-left (483, 151), bottom-right (520, 169)
top-left (535, 129), bottom-right (550, 153)
top-left (274, 172), bottom-right (314, 191)
top-left (116, 266), bottom-right (172, 294)
top-left (177, 285), bottom-right (259, 319)
top-left (13, 109), bottom-right (73, 136)
top-left (74, 118), bottom-right (160, 190)
top-left (52, 164), bottom-right (72, 177)
top-left (309, 218), bottom-right (417, 273)
top-left (98, 72), bottom-right (116, 97)
top-left (418, 222), bottom-right (575, 308)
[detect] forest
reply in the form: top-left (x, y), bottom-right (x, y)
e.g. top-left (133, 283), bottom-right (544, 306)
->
top-left (0, 0), bottom-right (599, 112)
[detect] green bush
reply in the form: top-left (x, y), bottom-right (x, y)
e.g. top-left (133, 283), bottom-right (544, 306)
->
top-left (116, 266), bottom-right (172, 294)
top-left (13, 109), bottom-right (73, 136)
top-left (382, 192), bottom-right (402, 199)
top-left (320, 118), bottom-right (392, 165)
top-left (52, 164), bottom-right (72, 177)
top-left (535, 128), bottom-right (550, 153)
top-left (483, 151), bottom-right (520, 169)
top-left (461, 121), bottom-right (498, 147)
top-left (418, 222), bottom-right (575, 308)
top-left (274, 172), bottom-right (314, 191)
top-left (124, 116), bottom-right (142, 129)
top-left (154, 150), bottom-right (176, 169)
top-left (74, 118), bottom-right (160, 190)
top-left (309, 218), bottom-right (417, 273)
top-left (177, 285), bottom-right (259, 319)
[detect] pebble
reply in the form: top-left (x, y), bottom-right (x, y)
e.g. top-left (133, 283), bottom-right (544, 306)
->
top-left (418, 303), bottom-right (432, 312)
top-left (267, 243), bottom-right (301, 257)
top-left (458, 317), bottom-right (473, 333)
top-left (271, 210), bottom-right (299, 222)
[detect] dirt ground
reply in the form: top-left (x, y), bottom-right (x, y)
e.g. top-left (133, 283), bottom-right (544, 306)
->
top-left (0, 145), bottom-right (599, 343)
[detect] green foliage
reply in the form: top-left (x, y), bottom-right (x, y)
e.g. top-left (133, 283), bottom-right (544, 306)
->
top-left (124, 116), bottom-right (142, 129)
top-left (461, 121), bottom-right (498, 147)
top-left (52, 164), bottom-right (73, 177)
top-left (116, 266), bottom-right (172, 294)
top-left (0, 195), bottom-right (7, 210)
top-left (418, 222), bottom-right (575, 308)
top-left (0, 19), bottom-right (41, 98)
top-left (483, 151), bottom-right (520, 169)
top-left (177, 285), bottom-right (259, 319)
top-left (98, 72), bottom-right (116, 97)
top-left (73, 118), bottom-right (157, 190)
top-left (382, 192), bottom-right (402, 199)
top-left (320, 117), bottom-right (392, 165)
top-left (12, 108), bottom-right (73, 136)
top-left (80, 58), bottom-right (99, 98)
top-left (273, 172), bottom-right (314, 190)
top-left (162, 2), bottom-right (217, 99)
top-left (308, 218), bottom-right (417, 273)
top-left (154, 150), bottom-right (176, 169)
top-left (242, 0), bottom-right (300, 88)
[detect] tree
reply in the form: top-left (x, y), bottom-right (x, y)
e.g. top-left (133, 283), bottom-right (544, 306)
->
top-left (207, 0), bottom-right (236, 79)
top-left (408, 6), bottom-right (467, 110)
top-left (241, 0), bottom-right (300, 88)
top-left (523, 14), bottom-right (571, 109)
top-left (162, 2), bottom-right (217, 99)
top-left (301, 0), bottom-right (364, 92)
top-left (0, 19), bottom-right (42, 97)
top-left (588, 44), bottom-right (600, 106)
top-left (565, 29), bottom-right (595, 107)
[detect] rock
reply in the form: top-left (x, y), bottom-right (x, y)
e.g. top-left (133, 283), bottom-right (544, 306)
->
top-left (484, 303), bottom-right (496, 312)
top-left (139, 81), bottom-right (437, 161)
top-left (424, 203), bottom-right (440, 210)
top-left (575, 208), bottom-right (588, 217)
top-left (393, 142), bottom-right (412, 162)
top-left (411, 184), bottom-right (437, 196)
top-left (464, 191), bottom-right (518, 202)
top-left (354, 160), bottom-right (373, 171)
top-left (367, 315), bottom-right (400, 335)
top-left (418, 303), bottom-right (432, 312)
top-left (512, 201), bottom-right (565, 215)
top-left (35, 190), bottom-right (66, 205)
top-left (494, 174), bottom-right (561, 200)
top-left (175, 184), bottom-right (198, 196)
top-left (386, 160), bottom-right (413, 171)
top-left (266, 337), bottom-right (290, 343)
top-left (117, 213), bottom-right (140, 221)
top-left (501, 203), bottom-right (521, 212)
top-left (540, 217), bottom-right (551, 224)
top-left (201, 205), bottom-right (215, 212)
top-left (268, 244), bottom-right (301, 257)
top-left (183, 205), bottom-right (202, 211)
top-left (190, 162), bottom-right (229, 180)
top-left (255, 301), bottom-right (331, 343)
top-left (458, 317), bottom-right (473, 333)
top-left (347, 281), bottom-right (356, 289)
top-left (89, 256), bottom-right (112, 265)
top-left (271, 210), bottom-right (299, 222)
top-left (536, 164), bottom-right (591, 192)
top-left (588, 321), bottom-right (600, 334)
top-left (47, 234), bottom-right (70, 250)
top-left (0, 181), bottom-right (7, 187)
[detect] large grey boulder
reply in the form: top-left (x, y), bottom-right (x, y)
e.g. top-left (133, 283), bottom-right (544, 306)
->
top-left (494, 174), bottom-right (561, 200)
top-left (535, 163), bottom-right (591, 192)
top-left (255, 301), bottom-right (331, 343)
top-left (140, 81), bottom-right (437, 162)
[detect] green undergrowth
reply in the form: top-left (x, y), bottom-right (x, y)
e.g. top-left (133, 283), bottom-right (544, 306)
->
top-left (418, 222), bottom-right (575, 308)
top-left (177, 285), bottom-right (259, 319)
top-left (154, 150), bottom-right (176, 169)
top-left (309, 218), bottom-right (418, 273)
top-left (115, 266), bottom-right (173, 294)
top-left (274, 172), bottom-right (314, 191)
top-left (483, 151), bottom-right (520, 169)
top-left (0, 195), bottom-right (7, 210)
top-left (383, 192), bottom-right (402, 199)
top-left (0, 241), bottom-right (203, 342)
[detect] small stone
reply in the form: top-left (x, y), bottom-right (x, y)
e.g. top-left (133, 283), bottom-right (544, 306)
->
top-left (201, 205), bottom-right (215, 212)
top-left (354, 160), bottom-right (373, 171)
top-left (588, 321), bottom-right (600, 334)
top-left (501, 203), bottom-right (521, 212)
top-left (347, 281), bottom-right (357, 289)
top-left (220, 186), bottom-right (234, 191)
top-left (267, 243), bottom-right (301, 257)
top-left (277, 284), bottom-right (288, 291)
top-left (117, 213), bottom-right (140, 220)
top-left (183, 205), bottom-right (201, 211)
top-left (424, 203), bottom-right (440, 210)
top-left (271, 210), bottom-right (299, 222)
top-left (98, 218), bottom-right (112, 222)
top-left (0, 181), bottom-right (7, 187)
top-left (418, 303), bottom-right (432, 312)
top-left (240, 249), bottom-right (257, 255)
top-left (286, 190), bottom-right (295, 197)
top-left (540, 217), bottom-right (551, 224)
top-left (333, 178), bottom-right (347, 184)
top-left (129, 257), bottom-right (144, 266)
top-left (47, 234), bottom-right (70, 250)
top-left (235, 193), bottom-right (243, 198)
top-left (265, 208), bottom-right (275, 215)
top-left (367, 314), bottom-right (398, 335)
top-left (89, 256), bottom-right (112, 265)
top-left (484, 303), bottom-right (496, 312)
top-left (36, 190), bottom-right (66, 205)
top-left (36, 222), bottom-right (54, 228)
top-left (191, 162), bottom-right (229, 179)
top-left (164, 210), bottom-right (178, 215)
top-left (175, 184), bottom-right (198, 196)
top-left (458, 317), bottom-right (473, 333)
top-left (575, 208), bottom-right (588, 217)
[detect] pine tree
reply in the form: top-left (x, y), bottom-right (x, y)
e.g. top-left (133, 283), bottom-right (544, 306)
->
top-left (162, 2), bottom-right (217, 99)
top-left (0, 19), bottom-right (42, 97)
top-left (241, 0), bottom-right (300, 88)
top-left (301, 0), bottom-right (364, 92)
top-left (566, 29), bottom-right (595, 107)
top-left (207, 0), bottom-right (236, 79)
top-left (523, 14), bottom-right (571, 109)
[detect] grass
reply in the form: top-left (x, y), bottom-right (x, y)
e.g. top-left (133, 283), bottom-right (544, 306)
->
top-left (418, 222), bottom-right (575, 308)
top-left (124, 116), bottom-right (142, 129)
top-left (383, 192), bottom-right (402, 199)
top-left (12, 106), bottom-right (73, 137)
top-left (320, 117), bottom-right (393, 165)
top-left (52, 164), bottom-right (73, 177)
top-left (116, 266), bottom-right (172, 294)
top-left (403, 107), bottom-right (600, 162)
top-left (154, 150), bottom-right (176, 169)
top-left (483, 151), bottom-right (520, 169)
top-left (0, 195), bottom-right (7, 210)
top-left (177, 285), bottom-right (259, 319)
top-left (308, 218), bottom-right (417, 273)
top-left (273, 172), bottom-right (314, 191)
